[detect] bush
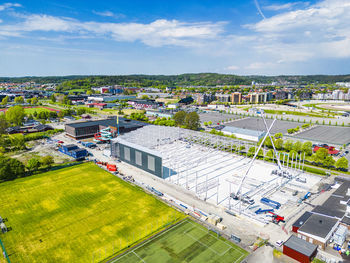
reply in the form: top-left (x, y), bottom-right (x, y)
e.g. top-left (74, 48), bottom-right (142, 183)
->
top-left (24, 129), bottom-right (64, 141)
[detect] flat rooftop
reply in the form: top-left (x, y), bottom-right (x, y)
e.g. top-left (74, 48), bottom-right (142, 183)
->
top-left (65, 117), bottom-right (147, 130)
top-left (298, 214), bottom-right (338, 239)
top-left (292, 211), bottom-right (312, 228)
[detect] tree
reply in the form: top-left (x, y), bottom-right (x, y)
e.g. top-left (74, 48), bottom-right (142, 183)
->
top-left (293, 141), bottom-right (302, 153)
top-left (284, 140), bottom-right (294, 152)
top-left (301, 141), bottom-right (313, 156)
top-left (9, 134), bottom-right (26, 150)
top-left (323, 156), bottom-right (335, 168)
top-left (266, 149), bottom-right (274, 160)
top-left (313, 148), bottom-right (328, 163)
top-left (26, 157), bottom-right (41, 172)
top-left (0, 114), bottom-right (8, 134)
top-left (174, 111), bottom-right (186, 126)
top-left (248, 146), bottom-right (256, 157)
top-left (275, 138), bottom-right (283, 150)
top-left (86, 90), bottom-right (93, 95)
top-left (50, 94), bottom-right (56, 102)
top-left (0, 156), bottom-right (25, 181)
top-left (1, 96), bottom-right (9, 105)
top-left (336, 157), bottom-right (349, 170)
top-left (6, 105), bottom-right (25, 126)
top-left (14, 96), bottom-right (24, 104)
top-left (141, 95), bottom-right (150, 100)
top-left (62, 95), bottom-right (71, 105)
top-left (274, 133), bottom-right (283, 139)
top-left (185, 112), bottom-right (200, 130)
top-left (76, 108), bottom-right (86, 115)
top-left (30, 97), bottom-right (38, 105)
top-left (42, 156), bottom-right (54, 168)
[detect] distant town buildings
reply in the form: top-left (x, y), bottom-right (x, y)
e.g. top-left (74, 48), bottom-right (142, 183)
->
top-left (231, 92), bottom-right (242, 104)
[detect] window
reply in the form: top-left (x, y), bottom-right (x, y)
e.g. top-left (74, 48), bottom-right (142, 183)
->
top-left (135, 151), bottom-right (142, 166)
top-left (124, 147), bottom-right (130, 161)
top-left (148, 155), bottom-right (155, 171)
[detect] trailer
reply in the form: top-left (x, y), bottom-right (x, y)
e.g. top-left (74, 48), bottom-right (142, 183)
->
top-left (260, 197), bottom-right (281, 209)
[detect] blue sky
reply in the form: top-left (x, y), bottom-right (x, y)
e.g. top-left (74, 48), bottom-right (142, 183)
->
top-left (0, 0), bottom-right (349, 76)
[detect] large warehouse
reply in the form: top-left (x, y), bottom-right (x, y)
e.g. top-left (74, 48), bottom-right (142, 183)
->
top-left (65, 117), bottom-right (147, 139)
top-left (111, 125), bottom-right (321, 221)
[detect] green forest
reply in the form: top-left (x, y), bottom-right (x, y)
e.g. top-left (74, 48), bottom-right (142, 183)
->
top-left (1, 73), bottom-right (350, 90)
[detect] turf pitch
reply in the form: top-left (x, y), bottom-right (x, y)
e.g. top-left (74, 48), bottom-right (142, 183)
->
top-left (0, 162), bottom-right (183, 263)
top-left (112, 218), bottom-right (248, 263)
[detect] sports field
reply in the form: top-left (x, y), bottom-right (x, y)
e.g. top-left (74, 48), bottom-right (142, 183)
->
top-left (0, 162), bottom-right (184, 263)
top-left (24, 106), bottom-right (60, 114)
top-left (113, 219), bottom-right (249, 263)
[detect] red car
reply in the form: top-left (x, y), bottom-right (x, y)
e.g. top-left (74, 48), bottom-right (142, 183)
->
top-left (58, 140), bottom-right (64, 144)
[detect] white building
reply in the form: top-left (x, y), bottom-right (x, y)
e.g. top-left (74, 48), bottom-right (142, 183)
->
top-left (221, 126), bottom-right (266, 142)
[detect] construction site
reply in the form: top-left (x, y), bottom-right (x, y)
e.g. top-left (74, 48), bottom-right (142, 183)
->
top-left (110, 117), bottom-right (322, 226)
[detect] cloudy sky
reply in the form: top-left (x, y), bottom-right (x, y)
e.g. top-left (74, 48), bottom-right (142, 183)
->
top-left (0, 0), bottom-right (349, 76)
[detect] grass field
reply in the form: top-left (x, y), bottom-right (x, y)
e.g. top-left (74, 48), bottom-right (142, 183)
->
top-left (113, 219), bottom-right (248, 263)
top-left (263, 109), bottom-right (333, 118)
top-left (0, 162), bottom-right (184, 263)
top-left (24, 106), bottom-right (60, 114)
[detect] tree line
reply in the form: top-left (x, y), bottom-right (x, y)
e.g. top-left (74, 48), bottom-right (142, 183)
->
top-left (0, 155), bottom-right (54, 182)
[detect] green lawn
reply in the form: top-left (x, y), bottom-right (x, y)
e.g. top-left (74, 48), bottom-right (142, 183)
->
top-left (0, 162), bottom-right (184, 263)
top-left (113, 218), bottom-right (249, 263)
top-left (263, 109), bottom-right (333, 118)
top-left (24, 107), bottom-right (58, 114)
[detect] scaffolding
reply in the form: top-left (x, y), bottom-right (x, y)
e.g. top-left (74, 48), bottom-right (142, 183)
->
top-left (117, 125), bottom-right (313, 216)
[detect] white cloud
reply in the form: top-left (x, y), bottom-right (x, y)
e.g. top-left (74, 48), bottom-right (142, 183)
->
top-left (0, 14), bottom-right (225, 47)
top-left (92, 10), bottom-right (125, 19)
top-left (0, 2), bottom-right (21, 11)
top-left (242, 0), bottom-right (350, 64)
top-left (225, 65), bottom-right (239, 71)
top-left (245, 62), bottom-right (274, 70)
top-left (264, 2), bottom-right (307, 11)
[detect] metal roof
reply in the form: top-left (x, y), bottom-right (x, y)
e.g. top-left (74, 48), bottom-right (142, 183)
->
top-left (222, 126), bottom-right (266, 137)
top-left (283, 235), bottom-right (317, 257)
top-left (65, 117), bottom-right (146, 130)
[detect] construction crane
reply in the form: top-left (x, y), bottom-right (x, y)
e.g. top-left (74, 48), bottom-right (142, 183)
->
top-left (231, 116), bottom-right (276, 213)
top-left (230, 113), bottom-right (284, 214)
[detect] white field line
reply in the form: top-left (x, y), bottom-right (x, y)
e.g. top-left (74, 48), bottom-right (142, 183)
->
top-left (133, 251), bottom-right (146, 263)
top-left (183, 221), bottom-right (241, 257)
top-left (112, 220), bottom-right (188, 262)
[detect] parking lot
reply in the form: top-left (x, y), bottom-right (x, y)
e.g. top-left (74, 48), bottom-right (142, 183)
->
top-left (199, 112), bottom-right (240, 124)
top-left (225, 117), bottom-right (302, 134)
top-left (294, 126), bottom-right (350, 146)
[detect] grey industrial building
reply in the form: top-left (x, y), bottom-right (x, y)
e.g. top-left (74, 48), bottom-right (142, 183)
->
top-left (111, 137), bottom-right (163, 178)
top-left (65, 117), bottom-right (147, 139)
top-left (291, 179), bottom-right (350, 249)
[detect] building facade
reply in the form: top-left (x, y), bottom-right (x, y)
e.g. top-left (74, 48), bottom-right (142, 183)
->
top-left (111, 138), bottom-right (163, 178)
